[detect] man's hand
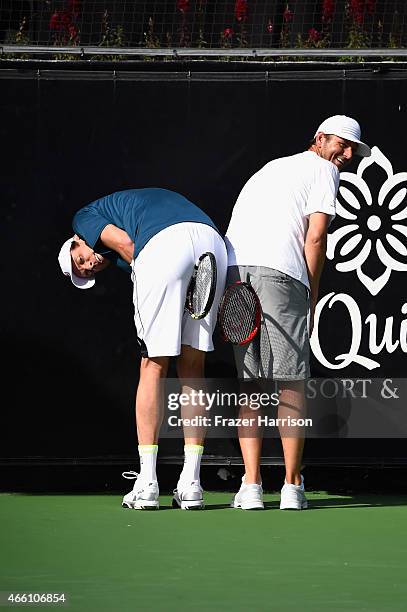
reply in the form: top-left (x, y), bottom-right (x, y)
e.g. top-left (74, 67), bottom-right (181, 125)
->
top-left (100, 224), bottom-right (135, 264)
top-left (309, 296), bottom-right (318, 336)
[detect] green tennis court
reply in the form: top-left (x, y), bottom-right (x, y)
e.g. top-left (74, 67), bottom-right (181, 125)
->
top-left (1, 491), bottom-right (407, 611)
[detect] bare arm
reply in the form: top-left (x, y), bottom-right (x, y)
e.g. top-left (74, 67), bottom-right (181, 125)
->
top-left (100, 224), bottom-right (135, 264)
top-left (304, 212), bottom-right (331, 333)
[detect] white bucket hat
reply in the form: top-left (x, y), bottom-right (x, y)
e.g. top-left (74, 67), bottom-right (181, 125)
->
top-left (58, 236), bottom-right (95, 289)
top-left (314, 115), bottom-right (371, 157)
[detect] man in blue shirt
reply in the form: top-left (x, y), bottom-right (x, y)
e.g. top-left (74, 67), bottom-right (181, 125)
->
top-left (58, 188), bottom-right (227, 510)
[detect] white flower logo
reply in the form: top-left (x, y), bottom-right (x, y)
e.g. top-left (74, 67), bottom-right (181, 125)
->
top-left (327, 146), bottom-right (407, 295)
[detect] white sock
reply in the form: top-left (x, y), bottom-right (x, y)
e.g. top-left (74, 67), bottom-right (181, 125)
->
top-left (178, 445), bottom-right (204, 484)
top-left (138, 445), bottom-right (158, 482)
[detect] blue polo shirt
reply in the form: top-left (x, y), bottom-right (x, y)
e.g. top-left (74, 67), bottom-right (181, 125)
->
top-left (72, 188), bottom-right (219, 272)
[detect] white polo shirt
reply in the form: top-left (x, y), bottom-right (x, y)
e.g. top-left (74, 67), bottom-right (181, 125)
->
top-left (225, 151), bottom-right (339, 289)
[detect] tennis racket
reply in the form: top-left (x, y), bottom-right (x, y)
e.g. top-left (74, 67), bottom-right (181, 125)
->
top-left (185, 252), bottom-right (217, 320)
top-left (218, 281), bottom-right (261, 345)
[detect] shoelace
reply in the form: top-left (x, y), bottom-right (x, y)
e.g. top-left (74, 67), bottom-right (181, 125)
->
top-left (122, 470), bottom-right (139, 480)
top-left (122, 471), bottom-right (158, 490)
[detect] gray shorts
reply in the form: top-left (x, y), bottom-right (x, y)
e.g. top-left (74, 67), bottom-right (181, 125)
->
top-left (227, 266), bottom-right (310, 381)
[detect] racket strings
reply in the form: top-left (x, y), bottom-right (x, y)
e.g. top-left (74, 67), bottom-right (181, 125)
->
top-left (189, 254), bottom-right (216, 318)
top-left (220, 286), bottom-right (259, 344)
top-left (259, 314), bottom-right (272, 377)
top-left (193, 258), bottom-right (212, 313)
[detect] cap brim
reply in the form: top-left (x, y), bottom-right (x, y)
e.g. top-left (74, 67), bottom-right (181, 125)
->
top-left (70, 273), bottom-right (96, 289)
top-left (355, 141), bottom-right (371, 157)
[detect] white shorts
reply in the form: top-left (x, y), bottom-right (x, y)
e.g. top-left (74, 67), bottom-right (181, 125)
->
top-left (132, 222), bottom-right (227, 357)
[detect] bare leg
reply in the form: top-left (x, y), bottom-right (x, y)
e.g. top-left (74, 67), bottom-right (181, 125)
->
top-left (136, 356), bottom-right (169, 445)
top-left (278, 380), bottom-right (305, 485)
top-left (176, 344), bottom-right (206, 445)
top-left (237, 382), bottom-right (263, 485)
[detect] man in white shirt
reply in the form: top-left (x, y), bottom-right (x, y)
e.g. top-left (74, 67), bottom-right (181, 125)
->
top-left (225, 115), bottom-right (371, 510)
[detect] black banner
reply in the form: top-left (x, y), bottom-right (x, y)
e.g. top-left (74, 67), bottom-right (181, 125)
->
top-left (1, 65), bottom-right (407, 463)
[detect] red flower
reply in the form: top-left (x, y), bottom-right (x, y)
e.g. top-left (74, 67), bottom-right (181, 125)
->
top-left (68, 24), bottom-right (78, 40)
top-left (49, 2), bottom-right (80, 42)
top-left (267, 20), bottom-right (273, 33)
top-left (177, 0), bottom-right (190, 13)
top-left (67, 0), bottom-right (81, 16)
top-left (349, 0), bottom-right (364, 25)
top-left (49, 12), bottom-right (60, 30)
top-left (235, 0), bottom-right (248, 23)
top-left (322, 0), bottom-right (335, 23)
top-left (223, 27), bottom-right (234, 39)
top-left (366, 0), bottom-right (376, 14)
top-left (283, 6), bottom-right (293, 22)
top-left (349, 0), bottom-right (376, 23)
top-left (49, 11), bottom-right (71, 31)
top-left (308, 28), bottom-right (321, 42)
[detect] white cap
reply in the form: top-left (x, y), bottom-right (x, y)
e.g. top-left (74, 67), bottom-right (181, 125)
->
top-left (314, 115), bottom-right (371, 157)
top-left (58, 237), bottom-right (95, 290)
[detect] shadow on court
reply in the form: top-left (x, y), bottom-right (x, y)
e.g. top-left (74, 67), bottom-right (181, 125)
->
top-left (263, 495), bottom-right (407, 510)
top-left (134, 496), bottom-right (407, 510)
top-left (167, 496), bottom-right (407, 510)
top-left (158, 503), bottom-right (233, 510)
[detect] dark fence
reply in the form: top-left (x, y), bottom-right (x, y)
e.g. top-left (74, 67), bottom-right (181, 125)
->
top-left (1, 1), bottom-right (406, 55)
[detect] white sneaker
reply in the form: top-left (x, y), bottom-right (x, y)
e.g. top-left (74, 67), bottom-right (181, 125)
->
top-left (121, 471), bottom-right (159, 510)
top-left (172, 480), bottom-right (205, 510)
top-left (280, 475), bottom-right (308, 510)
top-left (231, 477), bottom-right (264, 510)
